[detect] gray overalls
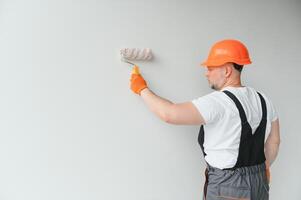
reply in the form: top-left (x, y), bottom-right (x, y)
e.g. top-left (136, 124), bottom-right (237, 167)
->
top-left (199, 90), bottom-right (270, 200)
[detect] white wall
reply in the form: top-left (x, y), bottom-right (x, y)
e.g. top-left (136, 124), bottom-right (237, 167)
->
top-left (0, 0), bottom-right (300, 199)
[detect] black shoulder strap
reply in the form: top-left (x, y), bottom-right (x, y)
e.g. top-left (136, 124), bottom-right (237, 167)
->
top-left (223, 90), bottom-right (248, 123)
top-left (257, 92), bottom-right (267, 120)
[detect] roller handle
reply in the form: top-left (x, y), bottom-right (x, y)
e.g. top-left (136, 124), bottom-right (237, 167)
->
top-left (132, 66), bottom-right (140, 75)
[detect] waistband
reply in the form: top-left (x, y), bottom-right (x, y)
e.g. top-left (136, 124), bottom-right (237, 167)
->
top-left (207, 163), bottom-right (266, 175)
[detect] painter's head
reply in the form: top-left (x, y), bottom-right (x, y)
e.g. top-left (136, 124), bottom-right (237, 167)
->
top-left (205, 63), bottom-right (243, 90)
top-left (201, 39), bottom-right (251, 90)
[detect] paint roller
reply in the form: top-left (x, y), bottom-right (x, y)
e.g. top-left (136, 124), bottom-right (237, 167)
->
top-left (120, 48), bottom-right (153, 74)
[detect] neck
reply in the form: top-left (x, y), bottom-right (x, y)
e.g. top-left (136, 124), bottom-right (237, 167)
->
top-left (220, 78), bottom-right (242, 90)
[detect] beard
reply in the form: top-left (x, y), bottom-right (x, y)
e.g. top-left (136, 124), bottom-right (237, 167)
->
top-left (210, 85), bottom-right (219, 90)
top-left (210, 84), bottom-right (217, 90)
top-left (209, 82), bottom-right (219, 91)
top-left (208, 79), bottom-right (224, 91)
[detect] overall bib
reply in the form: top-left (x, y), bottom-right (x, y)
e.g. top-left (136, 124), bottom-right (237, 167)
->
top-left (199, 90), bottom-right (270, 200)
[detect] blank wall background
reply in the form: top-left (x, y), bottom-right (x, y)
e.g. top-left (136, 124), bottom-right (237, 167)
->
top-left (0, 0), bottom-right (300, 199)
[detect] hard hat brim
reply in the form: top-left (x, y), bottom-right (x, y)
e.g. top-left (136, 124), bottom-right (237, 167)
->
top-left (201, 59), bottom-right (252, 67)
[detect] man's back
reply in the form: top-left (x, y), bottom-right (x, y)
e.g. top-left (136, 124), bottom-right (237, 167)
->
top-left (192, 86), bottom-right (278, 169)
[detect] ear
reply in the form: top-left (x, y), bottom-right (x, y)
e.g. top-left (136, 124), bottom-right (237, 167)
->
top-left (225, 64), bottom-right (232, 78)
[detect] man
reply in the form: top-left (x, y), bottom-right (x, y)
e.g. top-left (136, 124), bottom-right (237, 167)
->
top-left (130, 39), bottom-right (280, 200)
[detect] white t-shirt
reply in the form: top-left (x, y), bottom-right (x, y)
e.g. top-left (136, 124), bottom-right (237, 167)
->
top-left (192, 86), bottom-right (278, 169)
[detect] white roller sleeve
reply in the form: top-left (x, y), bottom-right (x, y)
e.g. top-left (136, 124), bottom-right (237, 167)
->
top-left (120, 48), bottom-right (152, 60)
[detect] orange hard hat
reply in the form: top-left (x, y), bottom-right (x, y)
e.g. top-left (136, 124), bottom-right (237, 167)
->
top-left (201, 39), bottom-right (252, 67)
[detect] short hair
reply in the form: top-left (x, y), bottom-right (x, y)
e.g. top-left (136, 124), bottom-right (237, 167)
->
top-left (233, 63), bottom-right (243, 72)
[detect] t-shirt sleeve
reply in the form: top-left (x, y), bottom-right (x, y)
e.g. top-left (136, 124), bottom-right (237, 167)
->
top-left (191, 93), bottom-right (225, 124)
top-left (268, 98), bottom-right (278, 122)
top-left (261, 93), bottom-right (278, 122)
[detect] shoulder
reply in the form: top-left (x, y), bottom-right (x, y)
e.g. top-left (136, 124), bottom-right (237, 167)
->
top-left (238, 86), bottom-right (278, 122)
top-left (255, 89), bottom-right (278, 122)
top-left (191, 91), bottom-right (228, 124)
top-left (192, 91), bottom-right (228, 108)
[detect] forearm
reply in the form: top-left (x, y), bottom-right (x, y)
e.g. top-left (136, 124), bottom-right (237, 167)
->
top-left (265, 142), bottom-right (280, 167)
top-left (130, 68), bottom-right (203, 125)
top-left (264, 119), bottom-right (280, 167)
top-left (140, 88), bottom-right (174, 121)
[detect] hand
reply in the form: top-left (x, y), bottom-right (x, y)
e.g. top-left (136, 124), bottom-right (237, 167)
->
top-left (130, 66), bottom-right (148, 95)
top-left (265, 161), bottom-right (271, 184)
top-left (266, 167), bottom-right (271, 184)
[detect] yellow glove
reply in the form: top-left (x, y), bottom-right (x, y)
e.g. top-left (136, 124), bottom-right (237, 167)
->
top-left (130, 66), bottom-right (148, 95)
